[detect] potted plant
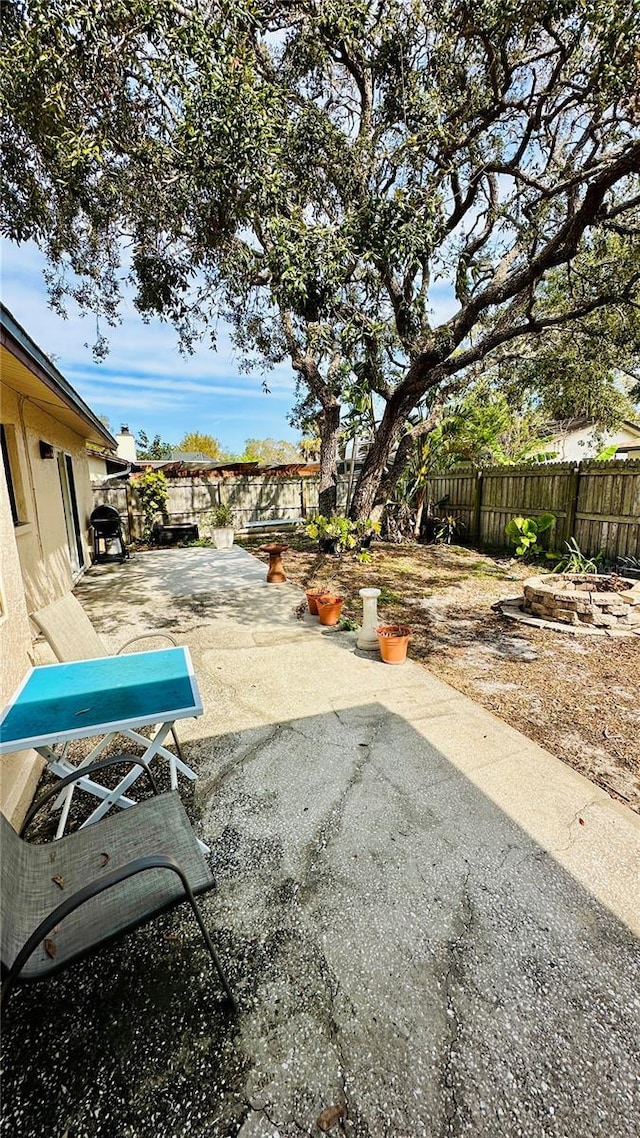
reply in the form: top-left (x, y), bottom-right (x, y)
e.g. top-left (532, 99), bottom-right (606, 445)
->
top-left (376, 624), bottom-right (411, 664)
top-left (305, 588), bottom-right (329, 615)
top-left (305, 515), bottom-right (380, 556)
top-left (304, 576), bottom-right (344, 614)
top-left (208, 502), bottom-right (235, 550)
top-left (316, 595), bottom-right (345, 626)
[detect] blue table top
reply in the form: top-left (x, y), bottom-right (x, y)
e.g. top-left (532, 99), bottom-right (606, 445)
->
top-left (0, 647), bottom-right (202, 752)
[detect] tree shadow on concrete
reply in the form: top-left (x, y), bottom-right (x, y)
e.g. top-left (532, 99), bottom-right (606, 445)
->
top-left (2, 706), bottom-right (638, 1138)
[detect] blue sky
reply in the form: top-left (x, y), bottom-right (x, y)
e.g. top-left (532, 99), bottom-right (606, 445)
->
top-left (1, 240), bottom-right (300, 455)
top-left (2, 239), bottom-right (458, 454)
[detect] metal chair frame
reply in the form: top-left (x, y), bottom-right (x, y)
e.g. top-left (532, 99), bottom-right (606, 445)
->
top-left (1, 756), bottom-right (236, 1011)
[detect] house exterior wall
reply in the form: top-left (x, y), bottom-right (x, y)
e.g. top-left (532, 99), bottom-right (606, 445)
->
top-left (548, 425), bottom-right (640, 462)
top-left (1, 383), bottom-right (93, 613)
top-left (88, 452), bottom-right (109, 481)
top-left (1, 384), bottom-right (96, 826)
top-left (0, 451), bottom-right (45, 827)
top-left (1, 308), bottom-right (116, 828)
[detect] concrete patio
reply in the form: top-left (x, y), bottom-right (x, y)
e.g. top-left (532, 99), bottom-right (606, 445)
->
top-left (2, 546), bottom-right (639, 1137)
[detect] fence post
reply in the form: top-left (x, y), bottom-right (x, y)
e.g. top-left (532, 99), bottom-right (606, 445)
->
top-left (125, 482), bottom-right (136, 543)
top-left (300, 478), bottom-right (306, 518)
top-left (564, 464), bottom-right (581, 547)
top-left (471, 469), bottom-right (483, 543)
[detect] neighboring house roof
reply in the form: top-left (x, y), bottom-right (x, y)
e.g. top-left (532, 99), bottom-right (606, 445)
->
top-left (546, 417), bottom-right (640, 438)
top-left (169, 450), bottom-right (213, 462)
top-left (0, 303), bottom-right (116, 451)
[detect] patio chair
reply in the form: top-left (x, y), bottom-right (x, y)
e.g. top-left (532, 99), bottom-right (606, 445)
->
top-left (30, 593), bottom-right (185, 763)
top-left (0, 756), bottom-right (236, 1011)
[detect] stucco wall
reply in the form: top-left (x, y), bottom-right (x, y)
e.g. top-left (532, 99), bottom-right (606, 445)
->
top-left (1, 385), bottom-right (97, 825)
top-left (2, 384), bottom-right (94, 612)
top-left (0, 458), bottom-right (44, 827)
top-left (88, 452), bottom-right (109, 481)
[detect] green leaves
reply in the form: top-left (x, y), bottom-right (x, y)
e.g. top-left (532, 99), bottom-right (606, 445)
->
top-left (2, 0), bottom-right (638, 520)
top-left (132, 469), bottom-right (169, 540)
top-left (552, 538), bottom-right (603, 574)
top-left (208, 503), bottom-right (235, 528)
top-left (306, 514), bottom-right (379, 554)
top-left (505, 513), bottom-right (556, 557)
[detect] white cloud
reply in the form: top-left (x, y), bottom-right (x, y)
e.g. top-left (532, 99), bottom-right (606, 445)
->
top-left (1, 239), bottom-right (300, 448)
top-left (1, 236), bottom-right (462, 447)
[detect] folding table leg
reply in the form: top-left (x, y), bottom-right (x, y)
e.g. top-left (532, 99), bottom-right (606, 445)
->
top-left (51, 734), bottom-right (114, 812)
top-left (38, 745), bottom-right (138, 837)
top-left (81, 723), bottom-right (175, 828)
top-left (121, 728), bottom-right (198, 789)
top-left (77, 725), bottom-right (210, 852)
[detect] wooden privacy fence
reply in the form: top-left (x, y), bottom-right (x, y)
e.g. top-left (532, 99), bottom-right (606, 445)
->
top-left (425, 459), bottom-right (640, 561)
top-left (92, 474), bottom-right (353, 542)
top-left (93, 462), bottom-right (640, 561)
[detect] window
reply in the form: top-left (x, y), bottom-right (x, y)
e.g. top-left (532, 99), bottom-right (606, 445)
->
top-left (1, 423), bottom-right (27, 526)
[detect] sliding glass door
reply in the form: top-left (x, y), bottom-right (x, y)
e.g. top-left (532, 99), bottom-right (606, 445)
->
top-left (58, 452), bottom-right (85, 576)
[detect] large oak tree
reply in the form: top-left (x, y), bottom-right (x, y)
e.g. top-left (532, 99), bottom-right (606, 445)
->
top-left (2, 0), bottom-right (639, 517)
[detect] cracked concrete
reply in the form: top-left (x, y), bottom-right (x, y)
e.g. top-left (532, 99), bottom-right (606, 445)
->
top-left (2, 546), bottom-right (639, 1138)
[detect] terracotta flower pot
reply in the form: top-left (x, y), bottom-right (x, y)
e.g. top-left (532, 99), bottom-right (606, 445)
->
top-left (306, 589), bottom-right (331, 615)
top-left (317, 595), bottom-right (344, 626)
top-left (376, 624), bottom-right (411, 664)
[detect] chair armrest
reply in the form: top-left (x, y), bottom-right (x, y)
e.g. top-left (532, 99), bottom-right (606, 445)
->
top-left (20, 755), bottom-right (160, 838)
top-left (1, 853), bottom-right (190, 1006)
top-left (117, 633), bottom-right (177, 654)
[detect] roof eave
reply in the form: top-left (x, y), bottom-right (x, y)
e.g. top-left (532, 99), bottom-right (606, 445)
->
top-left (0, 303), bottom-right (117, 451)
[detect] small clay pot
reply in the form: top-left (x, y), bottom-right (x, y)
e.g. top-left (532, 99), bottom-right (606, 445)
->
top-left (317, 595), bottom-right (344, 626)
top-left (306, 589), bottom-right (331, 615)
top-left (376, 624), bottom-right (411, 664)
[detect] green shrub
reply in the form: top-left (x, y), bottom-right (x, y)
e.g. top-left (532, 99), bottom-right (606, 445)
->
top-left (434, 514), bottom-right (465, 545)
top-left (505, 513), bottom-right (555, 557)
top-left (208, 503), bottom-right (235, 528)
top-left (132, 470), bottom-right (168, 541)
top-left (306, 514), bottom-right (380, 555)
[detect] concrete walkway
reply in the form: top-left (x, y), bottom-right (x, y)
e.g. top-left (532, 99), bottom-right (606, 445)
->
top-left (3, 547), bottom-right (639, 1138)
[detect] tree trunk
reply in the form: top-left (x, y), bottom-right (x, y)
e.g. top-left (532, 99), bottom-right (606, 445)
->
top-left (414, 493), bottom-right (425, 539)
top-left (317, 403), bottom-right (341, 517)
top-left (348, 373), bottom-right (448, 520)
top-left (348, 391), bottom-right (411, 519)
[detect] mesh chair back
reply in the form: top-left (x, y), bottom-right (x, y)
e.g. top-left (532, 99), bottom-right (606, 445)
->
top-left (31, 595), bottom-right (108, 661)
top-left (1, 796), bottom-right (215, 981)
top-left (0, 813), bottom-right (31, 973)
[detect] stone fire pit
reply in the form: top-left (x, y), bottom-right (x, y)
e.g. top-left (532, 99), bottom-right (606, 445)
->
top-left (522, 573), bottom-right (640, 629)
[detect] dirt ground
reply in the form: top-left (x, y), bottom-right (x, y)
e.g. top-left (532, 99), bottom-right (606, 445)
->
top-left (242, 534), bottom-right (640, 813)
